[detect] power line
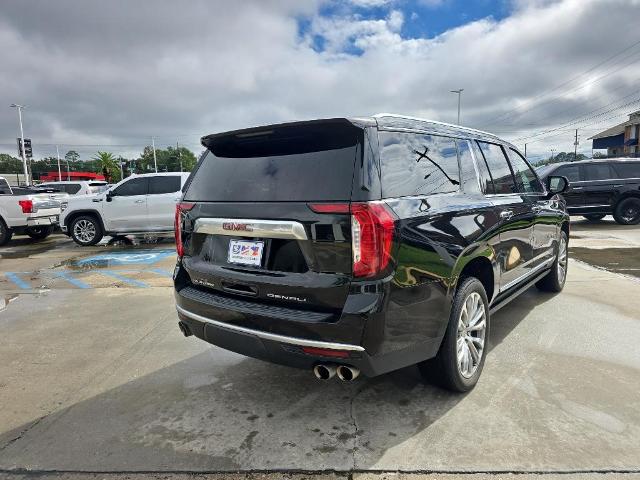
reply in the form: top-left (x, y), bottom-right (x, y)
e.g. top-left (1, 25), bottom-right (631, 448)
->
top-left (486, 37), bottom-right (640, 126)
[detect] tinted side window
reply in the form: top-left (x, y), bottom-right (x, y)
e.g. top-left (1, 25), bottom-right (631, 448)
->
top-left (477, 141), bottom-right (516, 194)
top-left (508, 148), bottom-right (544, 193)
top-left (470, 141), bottom-right (494, 194)
top-left (612, 162), bottom-right (640, 179)
top-left (149, 176), bottom-right (181, 194)
top-left (584, 164), bottom-right (614, 181)
top-left (113, 177), bottom-right (148, 196)
top-left (66, 184), bottom-right (82, 194)
top-left (456, 139), bottom-right (481, 194)
top-left (0, 178), bottom-right (11, 194)
top-left (555, 165), bottom-right (581, 182)
top-left (380, 131), bottom-right (460, 198)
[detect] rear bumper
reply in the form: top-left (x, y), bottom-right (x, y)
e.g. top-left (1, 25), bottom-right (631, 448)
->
top-left (174, 282), bottom-right (446, 378)
top-left (26, 215), bottom-right (59, 227)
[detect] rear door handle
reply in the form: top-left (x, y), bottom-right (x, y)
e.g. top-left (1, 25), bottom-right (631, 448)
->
top-left (500, 210), bottom-right (514, 219)
top-left (134, 199), bottom-right (145, 204)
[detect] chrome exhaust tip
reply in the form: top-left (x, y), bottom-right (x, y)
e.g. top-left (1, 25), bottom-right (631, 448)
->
top-left (336, 365), bottom-right (360, 382)
top-left (178, 321), bottom-right (192, 337)
top-left (313, 364), bottom-right (336, 380)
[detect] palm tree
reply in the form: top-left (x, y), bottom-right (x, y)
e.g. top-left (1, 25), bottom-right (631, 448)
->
top-left (92, 151), bottom-right (120, 183)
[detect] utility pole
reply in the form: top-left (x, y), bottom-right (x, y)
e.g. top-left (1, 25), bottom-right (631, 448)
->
top-left (10, 103), bottom-right (30, 186)
top-left (574, 129), bottom-right (579, 159)
top-left (551, 148), bottom-right (556, 163)
top-left (56, 145), bottom-right (62, 181)
top-left (177, 141), bottom-right (182, 172)
top-left (524, 143), bottom-right (527, 158)
top-left (151, 136), bottom-right (158, 173)
top-left (450, 89), bottom-right (464, 125)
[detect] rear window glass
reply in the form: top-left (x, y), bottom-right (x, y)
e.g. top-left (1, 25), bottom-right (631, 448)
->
top-left (477, 141), bottom-right (516, 194)
top-left (379, 131), bottom-right (460, 198)
top-left (185, 121), bottom-right (361, 202)
top-left (555, 165), bottom-right (581, 182)
top-left (612, 162), bottom-right (640, 178)
top-left (0, 178), bottom-right (11, 194)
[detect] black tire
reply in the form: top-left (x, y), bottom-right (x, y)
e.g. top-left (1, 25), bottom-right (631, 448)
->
top-left (26, 225), bottom-right (54, 240)
top-left (69, 215), bottom-right (103, 246)
top-left (583, 214), bottom-right (606, 222)
top-left (536, 230), bottom-right (568, 293)
top-left (0, 219), bottom-right (13, 246)
top-left (418, 277), bottom-right (490, 393)
top-left (613, 197), bottom-right (640, 225)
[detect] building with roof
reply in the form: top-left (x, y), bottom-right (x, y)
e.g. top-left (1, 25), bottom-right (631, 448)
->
top-left (590, 110), bottom-right (640, 157)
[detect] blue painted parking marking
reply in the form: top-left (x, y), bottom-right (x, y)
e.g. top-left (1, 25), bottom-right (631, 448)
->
top-left (97, 270), bottom-right (149, 288)
top-left (54, 271), bottom-right (91, 289)
top-left (147, 268), bottom-right (174, 277)
top-left (4, 272), bottom-right (31, 290)
top-left (75, 249), bottom-right (175, 267)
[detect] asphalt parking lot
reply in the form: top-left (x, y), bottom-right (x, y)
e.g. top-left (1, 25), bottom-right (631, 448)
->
top-left (1, 220), bottom-right (640, 479)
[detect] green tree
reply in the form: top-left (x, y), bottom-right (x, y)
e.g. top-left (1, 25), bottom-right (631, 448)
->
top-left (65, 150), bottom-right (80, 163)
top-left (92, 151), bottom-right (121, 183)
top-left (538, 151), bottom-right (588, 166)
top-left (135, 145), bottom-right (197, 173)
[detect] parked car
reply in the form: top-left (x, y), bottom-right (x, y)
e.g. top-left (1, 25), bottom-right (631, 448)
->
top-left (173, 115), bottom-right (570, 392)
top-left (60, 172), bottom-right (191, 246)
top-left (0, 176), bottom-right (63, 246)
top-left (536, 158), bottom-right (640, 224)
top-left (38, 180), bottom-right (108, 196)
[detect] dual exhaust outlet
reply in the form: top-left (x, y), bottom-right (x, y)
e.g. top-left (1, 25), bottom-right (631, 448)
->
top-left (313, 364), bottom-right (360, 382)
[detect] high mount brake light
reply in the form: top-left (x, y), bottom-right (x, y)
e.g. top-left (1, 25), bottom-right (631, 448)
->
top-left (175, 202), bottom-right (195, 258)
top-left (308, 201), bottom-right (396, 278)
top-left (18, 200), bottom-right (34, 214)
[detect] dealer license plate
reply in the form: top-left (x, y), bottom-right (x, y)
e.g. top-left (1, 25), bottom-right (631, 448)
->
top-left (227, 239), bottom-right (264, 266)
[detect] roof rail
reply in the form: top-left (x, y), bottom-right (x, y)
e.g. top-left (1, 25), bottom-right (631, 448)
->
top-left (373, 113), bottom-right (497, 137)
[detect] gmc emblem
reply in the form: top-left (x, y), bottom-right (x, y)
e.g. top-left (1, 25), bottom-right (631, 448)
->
top-left (222, 222), bottom-right (253, 232)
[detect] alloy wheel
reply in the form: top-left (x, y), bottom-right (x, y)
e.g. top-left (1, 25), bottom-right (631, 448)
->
top-left (557, 236), bottom-right (568, 283)
top-left (622, 203), bottom-right (640, 223)
top-left (456, 291), bottom-right (486, 379)
top-left (73, 219), bottom-right (96, 243)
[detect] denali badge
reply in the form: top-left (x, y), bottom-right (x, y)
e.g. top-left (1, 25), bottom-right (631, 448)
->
top-left (193, 278), bottom-right (216, 289)
top-left (267, 293), bottom-right (307, 303)
top-left (222, 222), bottom-right (253, 232)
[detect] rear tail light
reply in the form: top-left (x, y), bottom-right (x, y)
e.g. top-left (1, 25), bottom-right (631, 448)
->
top-left (308, 201), bottom-right (396, 278)
top-left (175, 202), bottom-right (195, 258)
top-left (18, 200), bottom-right (34, 214)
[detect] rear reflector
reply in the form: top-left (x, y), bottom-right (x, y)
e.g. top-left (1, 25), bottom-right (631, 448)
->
top-left (175, 202), bottom-right (195, 258)
top-left (307, 203), bottom-right (350, 214)
top-left (301, 346), bottom-right (350, 358)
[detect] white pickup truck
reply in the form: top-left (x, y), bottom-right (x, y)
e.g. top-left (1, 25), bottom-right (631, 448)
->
top-left (0, 176), bottom-right (64, 246)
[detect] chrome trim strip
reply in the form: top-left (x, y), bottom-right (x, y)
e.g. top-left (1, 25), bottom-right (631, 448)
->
top-left (176, 305), bottom-right (365, 352)
top-left (499, 258), bottom-right (555, 293)
top-left (194, 218), bottom-right (308, 240)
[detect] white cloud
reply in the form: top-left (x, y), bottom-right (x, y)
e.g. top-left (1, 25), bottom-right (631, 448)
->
top-left (348, 0), bottom-right (394, 7)
top-left (0, 0), bottom-right (638, 160)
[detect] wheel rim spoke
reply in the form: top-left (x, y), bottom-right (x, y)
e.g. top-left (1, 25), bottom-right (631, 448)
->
top-left (456, 291), bottom-right (487, 379)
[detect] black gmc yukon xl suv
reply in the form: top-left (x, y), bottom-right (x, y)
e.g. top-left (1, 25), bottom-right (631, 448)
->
top-left (174, 114), bottom-right (570, 392)
top-left (537, 159), bottom-right (640, 224)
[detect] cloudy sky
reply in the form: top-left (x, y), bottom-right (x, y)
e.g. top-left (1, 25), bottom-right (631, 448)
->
top-left (0, 0), bottom-right (639, 163)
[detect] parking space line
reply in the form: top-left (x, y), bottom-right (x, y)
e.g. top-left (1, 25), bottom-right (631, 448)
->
top-left (98, 270), bottom-right (149, 288)
top-left (4, 272), bottom-right (31, 290)
top-left (54, 271), bottom-right (92, 289)
top-left (147, 268), bottom-right (173, 277)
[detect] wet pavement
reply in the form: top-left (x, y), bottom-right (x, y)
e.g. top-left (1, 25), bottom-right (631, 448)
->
top-left (1, 226), bottom-right (640, 476)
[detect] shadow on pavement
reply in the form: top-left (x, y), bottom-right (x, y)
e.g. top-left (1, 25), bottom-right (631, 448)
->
top-left (0, 291), bottom-right (556, 472)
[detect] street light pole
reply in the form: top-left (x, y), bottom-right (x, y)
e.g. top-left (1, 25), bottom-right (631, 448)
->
top-left (450, 89), bottom-right (464, 125)
top-left (151, 136), bottom-right (158, 173)
top-left (56, 145), bottom-right (62, 181)
top-left (10, 103), bottom-right (30, 186)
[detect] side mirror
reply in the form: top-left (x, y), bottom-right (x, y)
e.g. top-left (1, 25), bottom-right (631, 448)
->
top-left (106, 191), bottom-right (114, 202)
top-left (547, 175), bottom-right (569, 195)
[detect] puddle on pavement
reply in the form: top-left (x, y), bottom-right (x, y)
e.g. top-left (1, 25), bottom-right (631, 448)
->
top-left (59, 247), bottom-right (176, 271)
top-left (570, 247), bottom-right (640, 279)
top-left (0, 240), bottom-right (59, 259)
